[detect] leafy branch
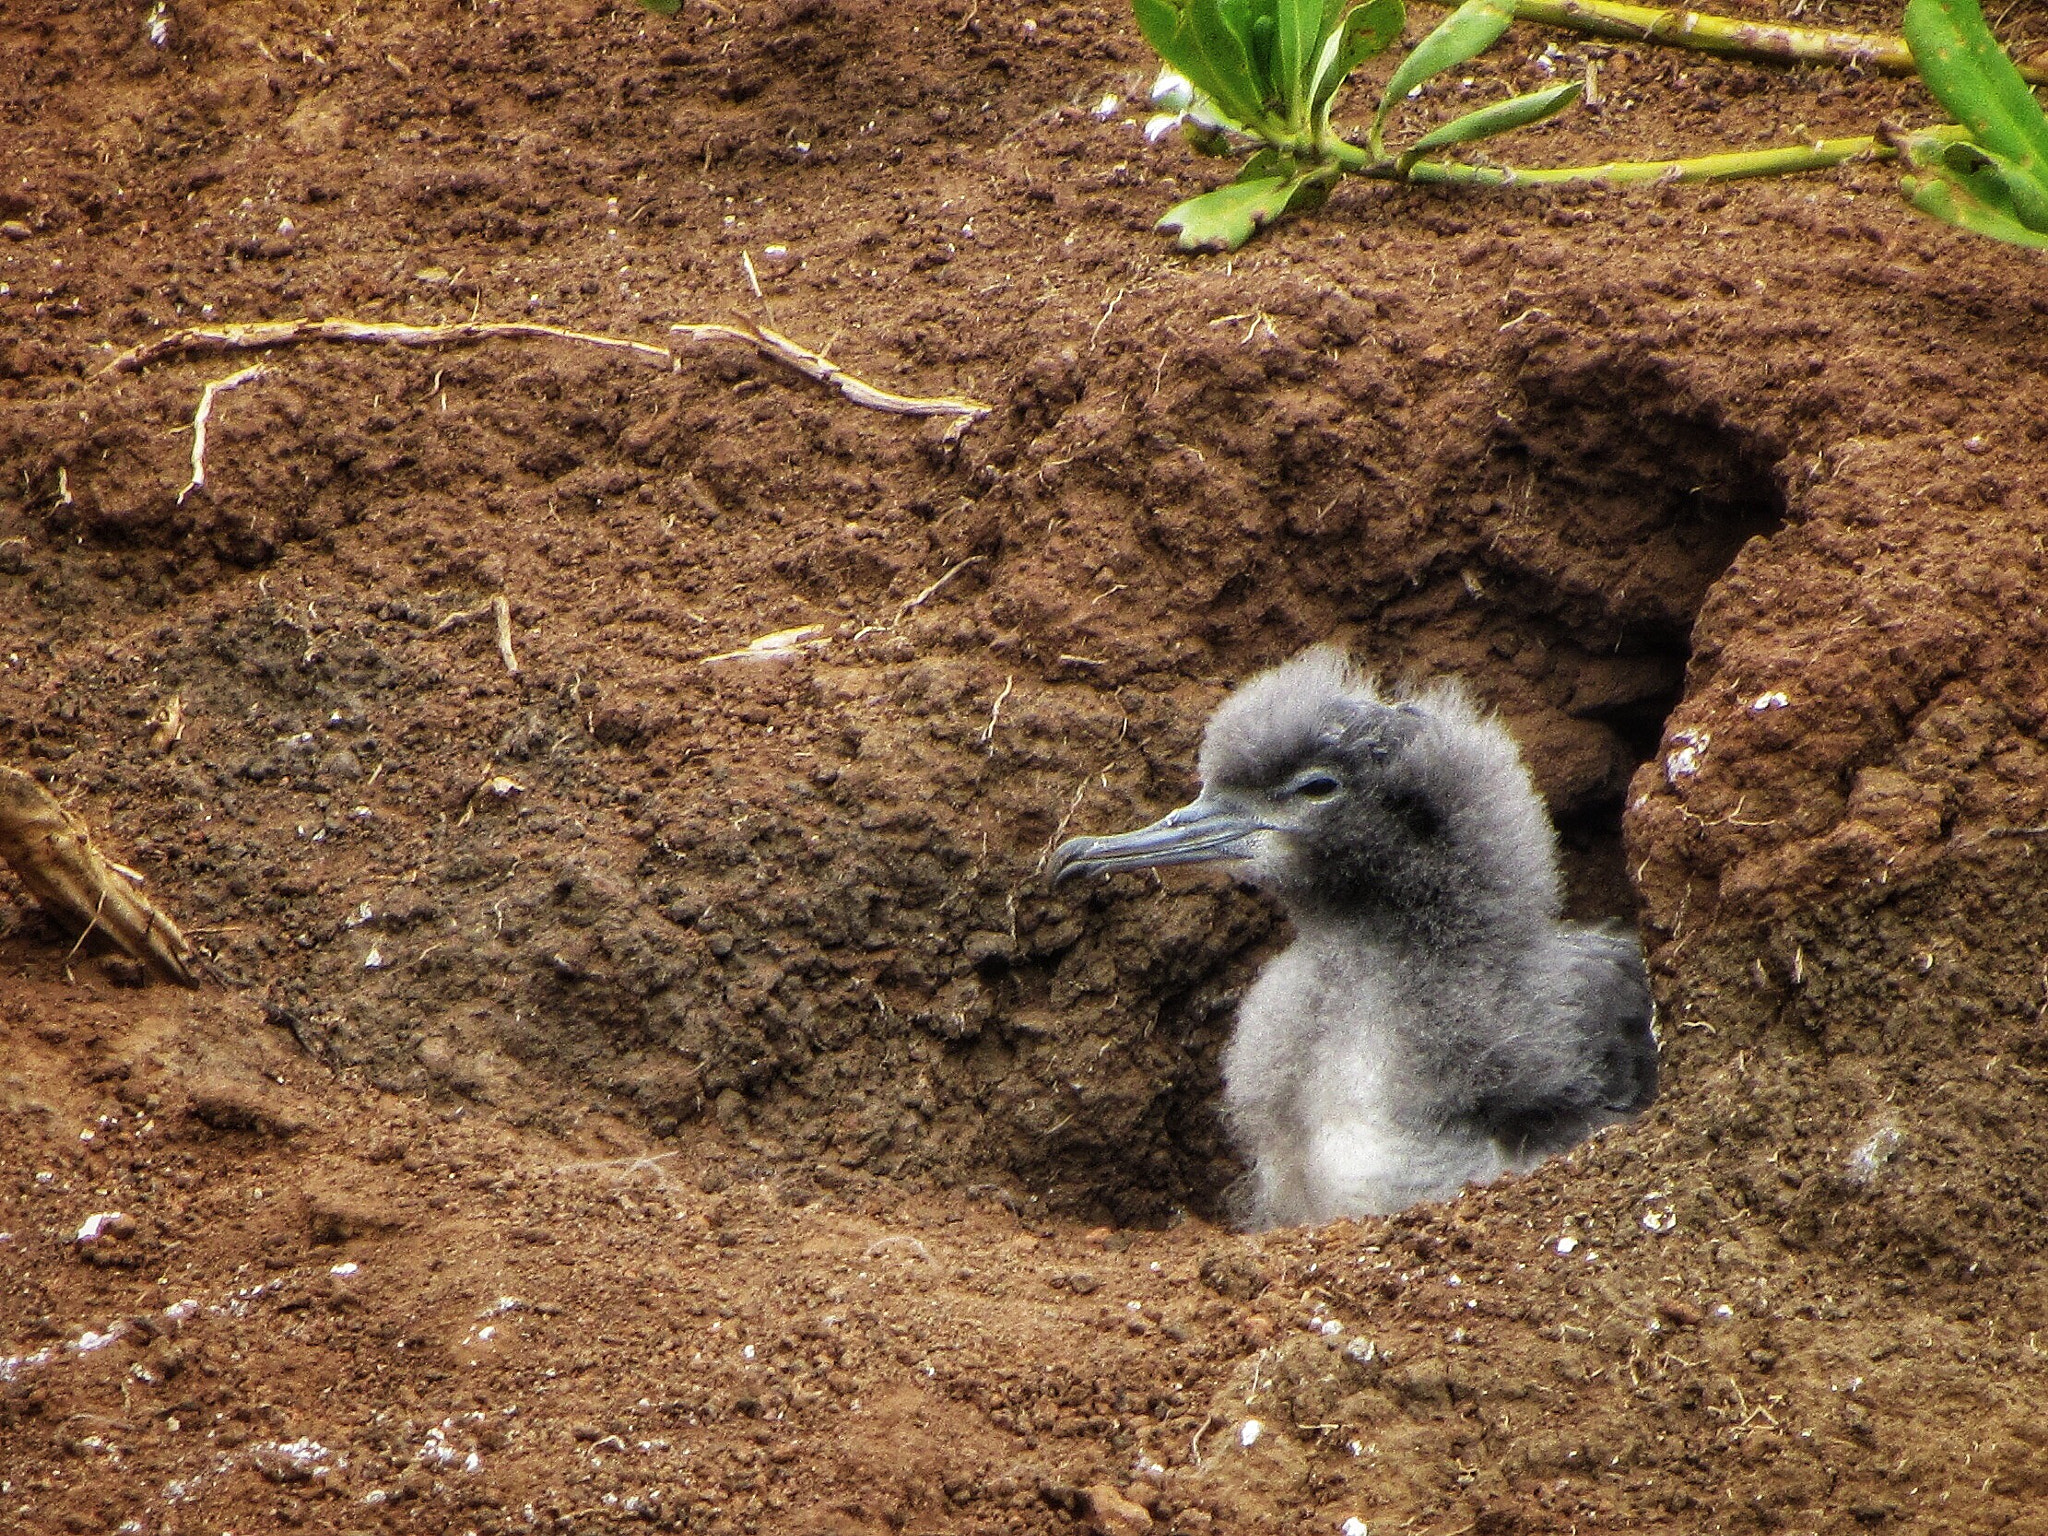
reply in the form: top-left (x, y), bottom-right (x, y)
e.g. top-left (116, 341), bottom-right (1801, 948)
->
top-left (1142, 0), bottom-right (1942, 250)
top-left (1891, 0), bottom-right (2048, 249)
top-left (1147, 0), bottom-right (1596, 248)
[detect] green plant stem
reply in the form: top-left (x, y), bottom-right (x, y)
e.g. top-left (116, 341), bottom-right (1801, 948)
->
top-left (1413, 0), bottom-right (2048, 86)
top-left (1331, 125), bottom-right (1971, 186)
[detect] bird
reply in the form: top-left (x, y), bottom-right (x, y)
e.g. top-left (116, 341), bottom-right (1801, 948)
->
top-left (1050, 645), bottom-right (1657, 1229)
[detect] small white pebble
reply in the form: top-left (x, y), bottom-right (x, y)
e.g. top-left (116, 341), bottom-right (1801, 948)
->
top-left (1555, 1236), bottom-right (1578, 1255)
top-left (1664, 729), bottom-right (1709, 782)
top-left (1342, 1519), bottom-right (1371, 1536)
top-left (1749, 691), bottom-right (1790, 712)
top-left (76, 1212), bottom-right (124, 1243)
top-left (1239, 1419), bottom-right (1263, 1448)
top-left (330, 1262), bottom-right (359, 1277)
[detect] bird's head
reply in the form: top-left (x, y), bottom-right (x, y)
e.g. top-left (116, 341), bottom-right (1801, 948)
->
top-left (1051, 646), bottom-right (1559, 933)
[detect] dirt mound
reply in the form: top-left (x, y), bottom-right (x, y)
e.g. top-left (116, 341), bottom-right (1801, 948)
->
top-left (4, 0), bottom-right (2048, 1531)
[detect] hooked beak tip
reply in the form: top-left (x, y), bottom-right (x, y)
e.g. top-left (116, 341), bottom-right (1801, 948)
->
top-left (1047, 798), bottom-right (1265, 887)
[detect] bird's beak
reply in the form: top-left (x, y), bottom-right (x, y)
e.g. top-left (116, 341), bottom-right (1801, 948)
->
top-left (1050, 794), bottom-right (1268, 884)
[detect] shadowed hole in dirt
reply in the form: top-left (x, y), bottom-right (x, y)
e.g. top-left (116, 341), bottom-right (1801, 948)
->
top-left (1086, 362), bottom-right (1792, 1222)
top-left (1473, 364), bottom-right (1790, 925)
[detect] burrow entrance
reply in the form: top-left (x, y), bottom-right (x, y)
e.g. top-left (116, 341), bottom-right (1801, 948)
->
top-left (1041, 364), bottom-right (1792, 1221)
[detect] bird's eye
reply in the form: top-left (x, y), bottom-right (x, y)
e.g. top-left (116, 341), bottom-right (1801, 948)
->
top-left (1284, 773), bottom-right (1343, 802)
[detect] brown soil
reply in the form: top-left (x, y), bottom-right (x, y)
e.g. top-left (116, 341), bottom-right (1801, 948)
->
top-left (4, 0), bottom-right (2048, 1531)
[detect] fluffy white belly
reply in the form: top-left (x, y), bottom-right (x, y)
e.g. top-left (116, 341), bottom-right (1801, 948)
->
top-left (1225, 945), bottom-right (1511, 1227)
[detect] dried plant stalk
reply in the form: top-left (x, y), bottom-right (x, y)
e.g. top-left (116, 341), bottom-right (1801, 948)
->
top-left (99, 317), bottom-right (676, 376)
top-left (1420, 0), bottom-right (2048, 84)
top-left (669, 320), bottom-right (992, 420)
top-left (0, 768), bottom-right (197, 986)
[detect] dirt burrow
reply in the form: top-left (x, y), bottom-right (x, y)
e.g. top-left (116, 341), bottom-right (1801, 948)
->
top-left (8, 325), bottom-right (1788, 1225)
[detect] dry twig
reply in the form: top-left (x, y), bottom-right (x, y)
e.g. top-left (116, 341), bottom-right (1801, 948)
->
top-left (0, 768), bottom-right (196, 985)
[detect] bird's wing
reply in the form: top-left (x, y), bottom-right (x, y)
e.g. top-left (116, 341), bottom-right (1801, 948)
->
top-left (1467, 923), bottom-right (1658, 1160)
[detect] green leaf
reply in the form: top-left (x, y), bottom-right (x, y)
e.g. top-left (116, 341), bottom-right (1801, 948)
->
top-left (1249, 11), bottom-right (1279, 96)
top-left (1904, 173), bottom-right (2048, 249)
top-left (1371, 0), bottom-right (1514, 157)
top-left (1904, 0), bottom-right (2048, 217)
top-left (1896, 126), bottom-right (2048, 247)
top-left (1396, 79), bottom-right (1581, 169)
top-left (1219, 0), bottom-right (1257, 45)
top-left (1182, 0), bottom-right (1275, 128)
top-left (1914, 136), bottom-right (2048, 233)
top-left (1944, 140), bottom-right (2048, 231)
top-left (1309, 0), bottom-right (1405, 114)
top-left (1134, 0), bottom-right (1254, 129)
top-left (1157, 168), bottom-right (1328, 250)
top-left (1276, 0), bottom-right (1328, 119)
top-left (1135, 0), bottom-right (1188, 63)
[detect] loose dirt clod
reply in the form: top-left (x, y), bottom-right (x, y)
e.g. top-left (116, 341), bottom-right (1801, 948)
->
top-left (148, 693), bottom-right (186, 755)
top-left (0, 768), bottom-right (196, 986)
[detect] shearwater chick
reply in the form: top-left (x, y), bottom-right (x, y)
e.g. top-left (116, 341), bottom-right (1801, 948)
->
top-left (1050, 646), bottom-right (1656, 1229)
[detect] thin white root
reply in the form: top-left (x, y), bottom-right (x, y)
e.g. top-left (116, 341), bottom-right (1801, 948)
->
top-left (0, 767), bottom-right (197, 986)
top-left (102, 315), bottom-right (991, 508)
top-left (429, 606), bottom-right (486, 635)
top-left (863, 1236), bottom-right (934, 1262)
top-left (896, 554), bottom-right (986, 622)
top-left (699, 624), bottom-right (828, 665)
top-left (177, 364), bottom-right (268, 505)
top-left (670, 319), bottom-right (991, 422)
top-left (492, 595), bottom-right (520, 676)
top-left (979, 675), bottom-right (1014, 753)
top-left (104, 318), bottom-right (673, 376)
